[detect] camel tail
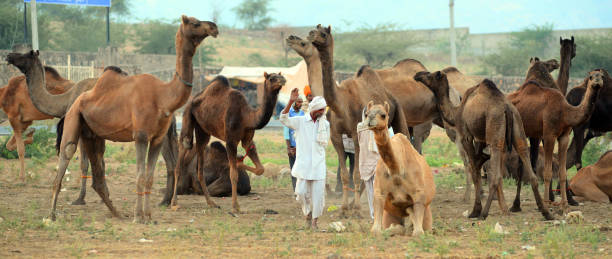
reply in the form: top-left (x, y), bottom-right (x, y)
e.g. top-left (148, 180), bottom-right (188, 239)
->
top-left (504, 105), bottom-right (513, 153)
top-left (55, 117), bottom-right (65, 155)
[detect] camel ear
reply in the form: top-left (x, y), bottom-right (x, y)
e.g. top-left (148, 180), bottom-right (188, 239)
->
top-left (529, 57), bottom-right (534, 64)
top-left (35, 50), bottom-right (39, 56)
top-left (181, 15), bottom-right (190, 25)
top-left (384, 101), bottom-right (390, 114)
top-left (264, 72), bottom-right (269, 78)
top-left (326, 25), bottom-right (331, 33)
top-left (560, 37), bottom-right (562, 44)
top-left (316, 24), bottom-right (322, 29)
top-left (535, 57), bottom-right (540, 62)
top-left (367, 100), bottom-right (374, 112)
top-left (571, 36), bottom-right (574, 43)
top-left (278, 72), bottom-right (282, 76)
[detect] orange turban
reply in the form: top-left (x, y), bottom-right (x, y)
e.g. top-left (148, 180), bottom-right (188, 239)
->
top-left (303, 85), bottom-right (312, 96)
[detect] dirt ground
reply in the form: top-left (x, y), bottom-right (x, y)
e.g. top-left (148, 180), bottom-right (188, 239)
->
top-left (0, 129), bottom-right (611, 258)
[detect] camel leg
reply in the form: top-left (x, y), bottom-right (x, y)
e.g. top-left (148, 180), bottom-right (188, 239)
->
top-left (331, 131), bottom-right (351, 213)
top-left (516, 141), bottom-right (554, 219)
top-left (412, 122), bottom-right (432, 154)
top-left (410, 202), bottom-right (426, 236)
top-left (480, 143), bottom-right (505, 220)
top-left (351, 133), bottom-right (362, 214)
top-left (170, 142), bottom-right (197, 209)
top-left (143, 139), bottom-right (163, 222)
top-left (239, 138), bottom-right (265, 175)
top-left (557, 131), bottom-right (571, 213)
top-left (133, 133), bottom-right (148, 223)
top-left (566, 126), bottom-right (584, 170)
top-left (370, 190), bottom-right (385, 233)
top-left (160, 119), bottom-right (179, 206)
top-left (423, 204), bottom-right (433, 232)
top-left (84, 136), bottom-right (120, 218)
top-left (455, 137), bottom-right (472, 203)
top-left (194, 132), bottom-right (218, 208)
top-left (225, 140), bottom-right (242, 213)
top-left (571, 178), bottom-right (610, 203)
top-left (72, 142), bottom-right (89, 205)
top-left (541, 137), bottom-right (555, 205)
top-left (14, 128), bottom-right (26, 182)
top-left (50, 113), bottom-right (82, 221)
top-left (461, 138), bottom-right (482, 218)
top-left (510, 163), bottom-right (523, 212)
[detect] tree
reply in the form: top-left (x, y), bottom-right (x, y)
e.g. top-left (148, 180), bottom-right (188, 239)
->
top-left (571, 34), bottom-right (612, 77)
top-left (481, 23), bottom-right (554, 76)
top-left (337, 23), bottom-right (421, 69)
top-left (0, 0), bottom-right (27, 49)
top-left (233, 0), bottom-right (273, 30)
top-left (134, 19), bottom-right (178, 54)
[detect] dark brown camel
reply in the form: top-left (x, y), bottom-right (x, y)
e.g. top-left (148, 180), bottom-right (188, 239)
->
top-left (50, 15), bottom-right (217, 222)
top-left (507, 60), bottom-right (603, 213)
top-left (415, 71), bottom-right (553, 220)
top-left (557, 37), bottom-right (576, 95)
top-left (566, 69), bottom-right (612, 170)
top-left (171, 72), bottom-right (285, 213)
top-left (6, 51), bottom-right (179, 207)
top-left (307, 25), bottom-right (410, 215)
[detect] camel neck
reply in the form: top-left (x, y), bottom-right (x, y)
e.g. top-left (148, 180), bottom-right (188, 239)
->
top-left (318, 46), bottom-right (341, 114)
top-left (567, 80), bottom-right (599, 127)
top-left (304, 53), bottom-right (324, 97)
top-left (253, 86), bottom-right (280, 129)
top-left (434, 85), bottom-right (458, 127)
top-left (23, 60), bottom-right (67, 117)
top-left (167, 31), bottom-right (196, 111)
top-left (373, 128), bottom-right (399, 173)
top-left (557, 54), bottom-right (571, 95)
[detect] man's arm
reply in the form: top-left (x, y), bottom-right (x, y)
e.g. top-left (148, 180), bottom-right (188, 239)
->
top-left (280, 88), bottom-right (300, 129)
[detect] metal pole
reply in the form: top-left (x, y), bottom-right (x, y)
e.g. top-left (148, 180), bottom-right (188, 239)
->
top-left (106, 6), bottom-right (110, 45)
top-left (449, 0), bottom-right (457, 67)
top-left (23, 2), bottom-right (28, 43)
top-left (30, 0), bottom-right (39, 50)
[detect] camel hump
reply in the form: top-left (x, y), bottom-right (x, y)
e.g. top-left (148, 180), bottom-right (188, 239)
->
top-left (44, 66), bottom-right (63, 79)
top-left (480, 79), bottom-right (504, 97)
top-left (356, 65), bottom-right (382, 82)
top-left (442, 66), bottom-right (459, 73)
top-left (103, 66), bottom-right (127, 76)
top-left (209, 141), bottom-right (227, 153)
top-left (211, 75), bottom-right (230, 87)
top-left (393, 58), bottom-right (426, 69)
top-left (595, 150), bottom-right (612, 167)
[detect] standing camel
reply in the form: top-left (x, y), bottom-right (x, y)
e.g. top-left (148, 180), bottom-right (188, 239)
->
top-left (566, 69), bottom-right (612, 170)
top-left (307, 25), bottom-right (410, 215)
top-left (170, 72), bottom-right (286, 213)
top-left (49, 15), bottom-right (217, 222)
top-left (415, 71), bottom-right (553, 220)
top-left (365, 101), bottom-right (435, 236)
top-left (557, 37), bottom-right (576, 95)
top-left (507, 60), bottom-right (603, 213)
top-left (6, 51), bottom-right (179, 207)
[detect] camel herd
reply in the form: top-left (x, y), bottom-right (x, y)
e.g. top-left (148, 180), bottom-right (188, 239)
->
top-left (1, 15), bottom-right (611, 236)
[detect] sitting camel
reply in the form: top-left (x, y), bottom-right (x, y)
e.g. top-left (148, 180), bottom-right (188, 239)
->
top-left (171, 141), bottom-right (251, 197)
top-left (0, 66), bottom-right (71, 182)
top-left (365, 101), bottom-right (435, 236)
top-left (570, 150), bottom-right (612, 203)
top-left (171, 72), bottom-right (285, 213)
top-left (415, 71), bottom-right (553, 220)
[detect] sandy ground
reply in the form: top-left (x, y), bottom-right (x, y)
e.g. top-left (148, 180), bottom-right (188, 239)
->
top-left (0, 130), bottom-right (611, 258)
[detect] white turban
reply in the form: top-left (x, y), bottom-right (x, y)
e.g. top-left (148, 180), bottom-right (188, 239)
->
top-left (308, 96), bottom-right (327, 112)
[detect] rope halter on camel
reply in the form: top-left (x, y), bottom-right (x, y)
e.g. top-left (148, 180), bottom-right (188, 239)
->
top-left (237, 143), bottom-right (256, 162)
top-left (176, 72), bottom-right (193, 87)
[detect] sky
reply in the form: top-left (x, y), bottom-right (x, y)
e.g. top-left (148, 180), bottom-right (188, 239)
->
top-left (130, 0), bottom-right (612, 33)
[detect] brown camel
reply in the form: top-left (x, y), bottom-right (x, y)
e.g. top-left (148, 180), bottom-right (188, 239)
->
top-left (6, 51), bottom-right (179, 207)
top-left (557, 37), bottom-right (576, 95)
top-left (570, 150), bottom-right (612, 203)
top-left (49, 15), bottom-right (218, 222)
top-left (172, 141), bottom-right (251, 197)
top-left (365, 101), bottom-right (435, 236)
top-left (415, 71), bottom-right (553, 220)
top-left (171, 72), bottom-right (285, 213)
top-left (507, 61), bottom-right (603, 213)
top-left (0, 67), bottom-right (71, 182)
top-left (307, 25), bottom-right (410, 215)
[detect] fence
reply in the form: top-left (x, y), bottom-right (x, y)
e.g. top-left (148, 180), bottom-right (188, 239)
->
top-left (47, 54), bottom-right (95, 82)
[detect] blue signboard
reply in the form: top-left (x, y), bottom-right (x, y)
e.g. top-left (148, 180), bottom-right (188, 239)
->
top-left (24, 0), bottom-right (111, 7)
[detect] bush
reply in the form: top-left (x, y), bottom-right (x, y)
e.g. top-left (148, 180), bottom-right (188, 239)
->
top-left (0, 127), bottom-right (56, 161)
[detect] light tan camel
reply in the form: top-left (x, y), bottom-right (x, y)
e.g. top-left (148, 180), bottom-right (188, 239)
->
top-left (0, 68), bottom-right (70, 182)
top-left (365, 101), bottom-right (435, 236)
top-left (307, 25), bottom-right (410, 215)
top-left (171, 72), bottom-right (285, 213)
top-left (415, 71), bottom-right (553, 220)
top-left (507, 60), bottom-right (603, 213)
top-left (570, 150), bottom-right (612, 203)
top-left (49, 15), bottom-right (217, 222)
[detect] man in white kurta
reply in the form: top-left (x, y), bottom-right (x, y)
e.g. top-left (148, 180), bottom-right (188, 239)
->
top-left (280, 89), bottom-right (329, 229)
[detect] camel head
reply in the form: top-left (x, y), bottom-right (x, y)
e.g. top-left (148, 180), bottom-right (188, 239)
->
top-left (286, 35), bottom-right (317, 59)
top-left (528, 57), bottom-right (559, 73)
top-left (5, 50), bottom-right (40, 74)
top-left (560, 36), bottom-right (576, 59)
top-left (263, 72), bottom-right (286, 93)
top-left (587, 70), bottom-right (604, 91)
top-left (308, 24), bottom-right (333, 48)
top-left (365, 101), bottom-right (390, 131)
top-left (414, 71), bottom-right (450, 99)
top-left (180, 15), bottom-right (218, 46)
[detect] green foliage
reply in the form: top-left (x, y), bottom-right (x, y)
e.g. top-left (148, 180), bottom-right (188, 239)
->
top-left (0, 0), bottom-right (26, 49)
top-left (571, 34), bottom-right (612, 77)
top-left (0, 127), bottom-right (55, 161)
top-left (133, 19), bottom-right (178, 54)
top-left (481, 23), bottom-right (554, 76)
top-left (233, 0), bottom-right (273, 30)
top-left (336, 23), bottom-right (421, 69)
top-left (580, 134), bottom-right (611, 167)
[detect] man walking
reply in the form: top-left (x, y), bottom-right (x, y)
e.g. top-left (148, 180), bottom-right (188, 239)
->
top-left (280, 88), bottom-right (329, 229)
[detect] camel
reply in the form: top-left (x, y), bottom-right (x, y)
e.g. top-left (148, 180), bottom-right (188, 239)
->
top-left (364, 101), bottom-right (435, 236)
top-left (557, 37), bottom-right (576, 95)
top-left (285, 35), bottom-right (434, 153)
top-left (307, 25), bottom-right (410, 215)
top-left (507, 60), bottom-right (603, 213)
top-left (6, 51), bottom-right (179, 207)
top-left (171, 141), bottom-right (251, 197)
top-left (415, 71), bottom-right (553, 220)
top-left (0, 68), bottom-right (71, 182)
top-left (566, 69), bottom-right (612, 170)
top-left (49, 15), bottom-right (218, 222)
top-left (170, 72), bottom-right (285, 213)
top-left (570, 150), bottom-right (612, 203)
